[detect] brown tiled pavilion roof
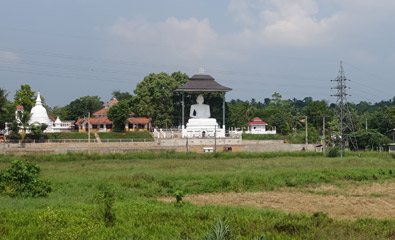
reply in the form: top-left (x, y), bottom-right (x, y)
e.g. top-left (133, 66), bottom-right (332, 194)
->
top-left (93, 108), bottom-right (109, 116)
top-left (175, 74), bottom-right (232, 92)
top-left (127, 117), bottom-right (151, 125)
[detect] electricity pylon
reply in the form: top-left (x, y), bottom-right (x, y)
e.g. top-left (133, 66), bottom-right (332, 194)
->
top-left (331, 61), bottom-right (358, 157)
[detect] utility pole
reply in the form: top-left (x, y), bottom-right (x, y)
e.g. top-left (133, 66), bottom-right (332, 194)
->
top-left (214, 125), bottom-right (217, 152)
top-left (305, 116), bottom-right (308, 145)
top-left (323, 115), bottom-right (326, 154)
top-left (365, 118), bottom-right (368, 130)
top-left (88, 112), bottom-right (91, 143)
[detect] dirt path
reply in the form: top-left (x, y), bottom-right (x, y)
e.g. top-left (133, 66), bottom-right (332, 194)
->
top-left (160, 183), bottom-right (395, 220)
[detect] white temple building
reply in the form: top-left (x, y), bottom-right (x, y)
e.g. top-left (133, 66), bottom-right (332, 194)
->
top-left (29, 92), bottom-right (52, 127)
top-left (26, 91), bottom-right (73, 133)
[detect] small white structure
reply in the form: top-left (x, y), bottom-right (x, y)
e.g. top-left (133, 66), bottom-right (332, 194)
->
top-left (19, 91), bottom-right (73, 133)
top-left (245, 117), bottom-right (276, 135)
top-left (182, 95), bottom-right (225, 138)
top-left (29, 92), bottom-right (52, 128)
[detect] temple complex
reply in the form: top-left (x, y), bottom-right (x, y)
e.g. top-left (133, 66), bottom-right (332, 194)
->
top-left (175, 74), bottom-right (232, 138)
top-left (76, 98), bottom-right (151, 132)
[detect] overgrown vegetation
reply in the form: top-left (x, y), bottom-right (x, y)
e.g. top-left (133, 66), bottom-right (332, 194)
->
top-left (0, 160), bottom-right (51, 197)
top-left (0, 152), bottom-right (394, 239)
top-left (98, 131), bottom-right (152, 139)
top-left (94, 186), bottom-right (116, 227)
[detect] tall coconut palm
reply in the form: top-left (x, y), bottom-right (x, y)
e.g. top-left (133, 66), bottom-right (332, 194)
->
top-left (0, 88), bottom-right (9, 115)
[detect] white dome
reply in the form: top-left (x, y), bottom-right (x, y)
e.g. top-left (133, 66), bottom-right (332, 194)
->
top-left (55, 116), bottom-right (62, 124)
top-left (28, 92), bottom-right (52, 126)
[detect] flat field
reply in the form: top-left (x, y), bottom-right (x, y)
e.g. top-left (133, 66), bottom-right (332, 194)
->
top-left (0, 152), bottom-right (394, 239)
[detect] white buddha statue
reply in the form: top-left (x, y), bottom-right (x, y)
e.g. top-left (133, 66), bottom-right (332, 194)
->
top-left (190, 95), bottom-right (210, 118)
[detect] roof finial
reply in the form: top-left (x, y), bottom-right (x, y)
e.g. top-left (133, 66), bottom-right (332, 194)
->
top-left (199, 67), bottom-right (205, 74)
top-left (36, 91), bottom-right (42, 106)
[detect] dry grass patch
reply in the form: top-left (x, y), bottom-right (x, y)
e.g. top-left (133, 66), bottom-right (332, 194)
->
top-left (160, 182), bottom-right (395, 220)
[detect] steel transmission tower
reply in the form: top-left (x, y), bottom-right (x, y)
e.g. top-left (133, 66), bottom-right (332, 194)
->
top-left (331, 61), bottom-right (358, 157)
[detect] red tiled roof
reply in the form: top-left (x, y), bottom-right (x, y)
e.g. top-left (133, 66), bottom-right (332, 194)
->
top-left (107, 98), bottom-right (118, 105)
top-left (93, 108), bottom-right (109, 116)
top-left (16, 105), bottom-right (24, 110)
top-left (48, 114), bottom-right (56, 122)
top-left (127, 117), bottom-right (150, 125)
top-left (88, 117), bottom-right (113, 125)
top-left (246, 117), bottom-right (268, 125)
top-left (76, 117), bottom-right (113, 125)
top-left (75, 118), bottom-right (84, 125)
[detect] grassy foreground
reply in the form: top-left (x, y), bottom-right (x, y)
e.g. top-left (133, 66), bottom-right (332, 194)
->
top-left (0, 152), bottom-right (394, 239)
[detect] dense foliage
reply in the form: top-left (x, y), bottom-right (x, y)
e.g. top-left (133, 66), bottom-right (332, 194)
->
top-left (107, 100), bottom-right (131, 131)
top-left (1, 75), bottom-right (395, 147)
top-left (130, 71), bottom-right (188, 128)
top-left (0, 152), bottom-right (394, 239)
top-left (0, 160), bottom-right (51, 197)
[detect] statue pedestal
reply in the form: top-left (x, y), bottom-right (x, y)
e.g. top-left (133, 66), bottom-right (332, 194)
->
top-left (182, 118), bottom-right (225, 138)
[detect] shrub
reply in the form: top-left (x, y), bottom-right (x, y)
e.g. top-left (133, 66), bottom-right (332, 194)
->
top-left (326, 147), bottom-right (340, 158)
top-left (205, 218), bottom-right (233, 240)
top-left (174, 190), bottom-right (184, 204)
top-left (38, 207), bottom-right (99, 239)
top-left (94, 187), bottom-right (116, 227)
top-left (0, 160), bottom-right (51, 197)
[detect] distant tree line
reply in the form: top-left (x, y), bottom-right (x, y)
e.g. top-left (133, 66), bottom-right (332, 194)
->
top-left (1, 72), bottom-right (394, 149)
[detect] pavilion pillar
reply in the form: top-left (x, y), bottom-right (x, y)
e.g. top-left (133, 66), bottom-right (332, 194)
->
top-left (222, 94), bottom-right (226, 129)
top-left (182, 93), bottom-right (185, 129)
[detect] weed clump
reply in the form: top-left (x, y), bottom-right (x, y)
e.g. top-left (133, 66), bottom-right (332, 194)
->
top-left (174, 190), bottom-right (184, 204)
top-left (0, 160), bottom-right (51, 197)
top-left (94, 187), bottom-right (116, 227)
top-left (326, 147), bottom-right (340, 158)
top-left (205, 218), bottom-right (233, 240)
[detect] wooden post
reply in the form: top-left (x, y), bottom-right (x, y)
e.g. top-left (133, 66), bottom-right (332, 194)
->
top-left (323, 116), bottom-right (326, 154)
top-left (305, 116), bottom-right (308, 145)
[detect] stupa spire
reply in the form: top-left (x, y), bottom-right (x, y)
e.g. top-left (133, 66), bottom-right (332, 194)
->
top-left (36, 91), bottom-right (42, 106)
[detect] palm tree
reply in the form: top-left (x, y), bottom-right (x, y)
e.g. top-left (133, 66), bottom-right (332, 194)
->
top-left (0, 88), bottom-right (9, 115)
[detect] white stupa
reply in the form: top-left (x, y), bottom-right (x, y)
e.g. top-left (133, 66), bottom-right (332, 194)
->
top-left (28, 91), bottom-right (52, 127)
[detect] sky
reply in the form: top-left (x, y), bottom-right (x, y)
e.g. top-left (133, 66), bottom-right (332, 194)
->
top-left (1, 0), bottom-right (395, 107)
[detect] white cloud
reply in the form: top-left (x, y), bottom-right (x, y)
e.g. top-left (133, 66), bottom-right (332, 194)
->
top-left (228, 0), bottom-right (256, 26)
top-left (226, 0), bottom-right (340, 47)
top-left (0, 50), bottom-right (19, 62)
top-left (107, 16), bottom-right (218, 59)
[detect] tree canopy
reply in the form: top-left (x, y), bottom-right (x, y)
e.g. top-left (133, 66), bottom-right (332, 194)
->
top-left (63, 96), bottom-right (103, 121)
top-left (14, 84), bottom-right (35, 113)
top-left (107, 101), bottom-right (131, 132)
top-left (131, 71), bottom-right (188, 128)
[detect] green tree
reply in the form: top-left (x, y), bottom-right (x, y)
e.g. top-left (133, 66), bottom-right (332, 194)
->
top-left (171, 71), bottom-right (189, 126)
top-left (0, 88), bottom-right (14, 129)
top-left (63, 96), bottom-right (103, 120)
top-left (132, 72), bottom-right (188, 128)
top-left (29, 124), bottom-right (48, 140)
top-left (112, 90), bottom-right (133, 102)
top-left (107, 101), bottom-right (131, 132)
top-left (350, 129), bottom-right (391, 150)
top-left (303, 100), bottom-right (332, 132)
top-left (14, 84), bottom-right (35, 113)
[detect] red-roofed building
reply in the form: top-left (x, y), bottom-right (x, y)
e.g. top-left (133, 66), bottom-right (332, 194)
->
top-left (245, 117), bottom-right (276, 135)
top-left (76, 98), bottom-right (151, 132)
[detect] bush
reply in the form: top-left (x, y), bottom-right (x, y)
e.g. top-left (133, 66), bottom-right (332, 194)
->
top-left (174, 190), bottom-right (184, 204)
top-left (94, 187), bottom-right (116, 227)
top-left (205, 218), bottom-right (233, 240)
top-left (0, 160), bottom-right (51, 197)
top-left (326, 147), bottom-right (340, 158)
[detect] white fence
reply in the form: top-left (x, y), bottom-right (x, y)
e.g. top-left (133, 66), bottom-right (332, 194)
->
top-left (3, 138), bottom-right (154, 144)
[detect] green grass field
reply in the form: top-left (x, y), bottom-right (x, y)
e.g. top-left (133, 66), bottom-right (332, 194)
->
top-left (45, 132), bottom-right (95, 139)
top-left (98, 131), bottom-right (153, 139)
top-left (0, 152), bottom-right (394, 239)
